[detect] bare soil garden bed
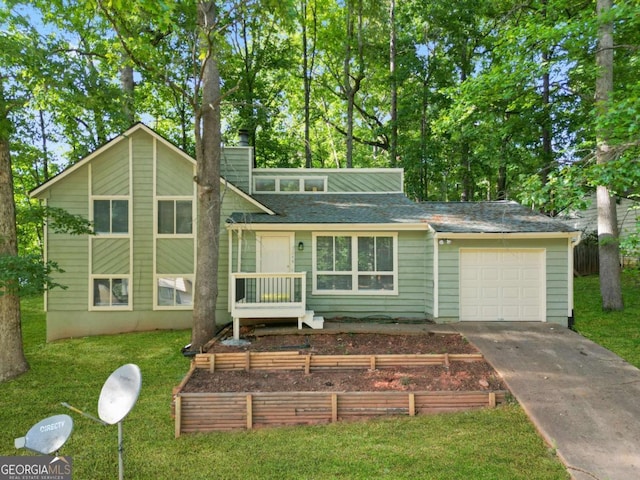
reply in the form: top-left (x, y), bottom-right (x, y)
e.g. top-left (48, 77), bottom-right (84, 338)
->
top-left (173, 333), bottom-right (508, 435)
top-left (184, 333), bottom-right (506, 394)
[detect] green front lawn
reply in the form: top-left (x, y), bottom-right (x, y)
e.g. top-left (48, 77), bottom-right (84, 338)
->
top-left (573, 270), bottom-right (640, 368)
top-left (14, 274), bottom-right (640, 480)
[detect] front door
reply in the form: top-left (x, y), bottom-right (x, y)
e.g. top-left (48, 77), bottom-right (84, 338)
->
top-left (256, 233), bottom-right (294, 302)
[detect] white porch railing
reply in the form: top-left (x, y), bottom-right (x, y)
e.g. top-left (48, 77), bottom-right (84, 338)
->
top-left (230, 272), bottom-right (307, 339)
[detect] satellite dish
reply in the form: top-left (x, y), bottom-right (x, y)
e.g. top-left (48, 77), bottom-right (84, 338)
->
top-left (98, 364), bottom-right (142, 425)
top-left (15, 414), bottom-right (73, 455)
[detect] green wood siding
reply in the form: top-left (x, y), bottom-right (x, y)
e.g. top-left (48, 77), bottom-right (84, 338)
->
top-left (132, 131), bottom-right (154, 310)
top-left (156, 142), bottom-right (194, 195)
top-left (218, 192), bottom-right (265, 320)
top-left (424, 234), bottom-right (435, 317)
top-left (222, 147), bottom-right (252, 192)
top-left (45, 310), bottom-right (192, 342)
top-left (326, 171), bottom-right (402, 193)
top-left (157, 239), bottom-right (194, 274)
top-left (91, 140), bottom-right (129, 195)
top-left (43, 166), bottom-right (90, 312)
top-left (92, 238), bottom-right (130, 274)
top-left (304, 231), bottom-right (428, 320)
top-left (437, 238), bottom-right (569, 325)
top-left (252, 169), bottom-right (403, 193)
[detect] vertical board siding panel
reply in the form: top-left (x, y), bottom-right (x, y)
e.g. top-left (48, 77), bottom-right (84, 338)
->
top-left (132, 131), bottom-right (155, 310)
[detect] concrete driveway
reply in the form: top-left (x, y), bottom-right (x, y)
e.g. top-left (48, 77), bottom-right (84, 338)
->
top-left (452, 322), bottom-right (640, 480)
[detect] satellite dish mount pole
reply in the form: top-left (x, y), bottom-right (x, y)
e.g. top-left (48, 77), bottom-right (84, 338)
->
top-left (118, 421), bottom-right (124, 480)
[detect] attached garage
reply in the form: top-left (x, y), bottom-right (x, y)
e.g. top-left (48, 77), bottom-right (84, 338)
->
top-left (420, 201), bottom-right (581, 327)
top-left (459, 249), bottom-right (545, 321)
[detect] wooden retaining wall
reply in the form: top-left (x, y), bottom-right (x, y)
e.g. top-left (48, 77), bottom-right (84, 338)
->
top-left (193, 352), bottom-right (484, 373)
top-left (173, 352), bottom-right (506, 437)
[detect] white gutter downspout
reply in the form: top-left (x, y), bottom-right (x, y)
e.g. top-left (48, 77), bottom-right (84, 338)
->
top-left (568, 232), bottom-right (582, 321)
top-left (433, 233), bottom-right (439, 320)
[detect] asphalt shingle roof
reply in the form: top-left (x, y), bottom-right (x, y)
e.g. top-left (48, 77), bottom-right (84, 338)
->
top-left (227, 194), bottom-right (577, 234)
top-left (228, 193), bottom-right (425, 225)
top-left (414, 201), bottom-right (577, 233)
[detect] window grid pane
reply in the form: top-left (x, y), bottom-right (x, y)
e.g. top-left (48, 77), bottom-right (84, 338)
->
top-left (175, 201), bottom-right (193, 234)
top-left (111, 200), bottom-right (129, 233)
top-left (94, 200), bottom-right (110, 233)
top-left (157, 277), bottom-right (193, 307)
top-left (94, 278), bottom-right (129, 306)
top-left (158, 201), bottom-right (175, 234)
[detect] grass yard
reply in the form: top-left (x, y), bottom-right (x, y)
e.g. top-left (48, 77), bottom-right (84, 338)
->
top-left (573, 270), bottom-right (640, 368)
top-left (15, 271), bottom-right (640, 479)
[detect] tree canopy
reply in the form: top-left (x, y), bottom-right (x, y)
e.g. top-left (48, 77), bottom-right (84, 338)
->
top-left (0, 0), bottom-right (638, 361)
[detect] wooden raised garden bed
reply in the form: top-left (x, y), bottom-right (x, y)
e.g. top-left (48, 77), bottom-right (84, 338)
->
top-left (172, 351), bottom-right (508, 436)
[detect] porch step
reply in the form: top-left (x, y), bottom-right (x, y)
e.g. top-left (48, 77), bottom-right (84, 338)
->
top-left (299, 310), bottom-right (324, 330)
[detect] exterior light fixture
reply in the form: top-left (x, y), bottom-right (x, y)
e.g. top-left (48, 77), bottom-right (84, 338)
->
top-left (298, 241), bottom-right (304, 251)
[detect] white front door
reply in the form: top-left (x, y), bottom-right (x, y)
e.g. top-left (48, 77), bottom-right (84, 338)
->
top-left (257, 233), bottom-right (293, 273)
top-left (256, 233), bottom-right (294, 302)
top-left (459, 249), bottom-right (546, 321)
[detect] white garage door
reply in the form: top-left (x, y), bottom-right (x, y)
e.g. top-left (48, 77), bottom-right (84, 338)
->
top-left (459, 249), bottom-right (545, 321)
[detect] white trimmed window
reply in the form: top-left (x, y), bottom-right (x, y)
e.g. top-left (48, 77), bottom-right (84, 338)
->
top-left (156, 276), bottom-right (193, 308)
top-left (254, 176), bottom-right (327, 193)
top-left (313, 233), bottom-right (398, 295)
top-left (92, 277), bottom-right (130, 308)
top-left (157, 199), bottom-right (193, 235)
top-left (93, 199), bottom-right (129, 234)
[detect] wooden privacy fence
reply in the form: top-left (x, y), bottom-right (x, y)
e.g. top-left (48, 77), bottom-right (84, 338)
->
top-left (173, 352), bottom-right (506, 436)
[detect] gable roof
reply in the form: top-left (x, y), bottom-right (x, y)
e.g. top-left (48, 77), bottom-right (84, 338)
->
top-left (415, 201), bottom-right (577, 234)
top-left (29, 123), bottom-right (274, 215)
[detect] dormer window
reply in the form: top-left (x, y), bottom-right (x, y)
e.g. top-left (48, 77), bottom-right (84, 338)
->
top-left (254, 176), bottom-right (327, 193)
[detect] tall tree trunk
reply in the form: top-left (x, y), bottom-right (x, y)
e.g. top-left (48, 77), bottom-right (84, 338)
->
top-left (539, 0), bottom-right (554, 188)
top-left (301, 0), bottom-right (317, 168)
top-left (191, 0), bottom-right (222, 349)
top-left (459, 46), bottom-right (472, 201)
top-left (0, 116), bottom-right (29, 381)
top-left (342, 0), bottom-right (364, 168)
top-left (595, 0), bottom-right (623, 310)
top-left (389, 0), bottom-right (398, 168)
top-left (120, 58), bottom-right (135, 125)
top-left (343, 0), bottom-right (354, 168)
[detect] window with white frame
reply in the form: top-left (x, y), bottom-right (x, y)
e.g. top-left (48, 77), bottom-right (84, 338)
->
top-left (158, 199), bottom-right (193, 235)
top-left (314, 234), bottom-right (397, 294)
top-left (156, 276), bottom-right (193, 307)
top-left (254, 176), bottom-right (326, 193)
top-left (93, 199), bottom-right (128, 234)
top-left (92, 278), bottom-right (130, 307)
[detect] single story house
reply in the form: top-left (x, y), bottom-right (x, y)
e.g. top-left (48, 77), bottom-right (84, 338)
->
top-left (31, 124), bottom-right (580, 341)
